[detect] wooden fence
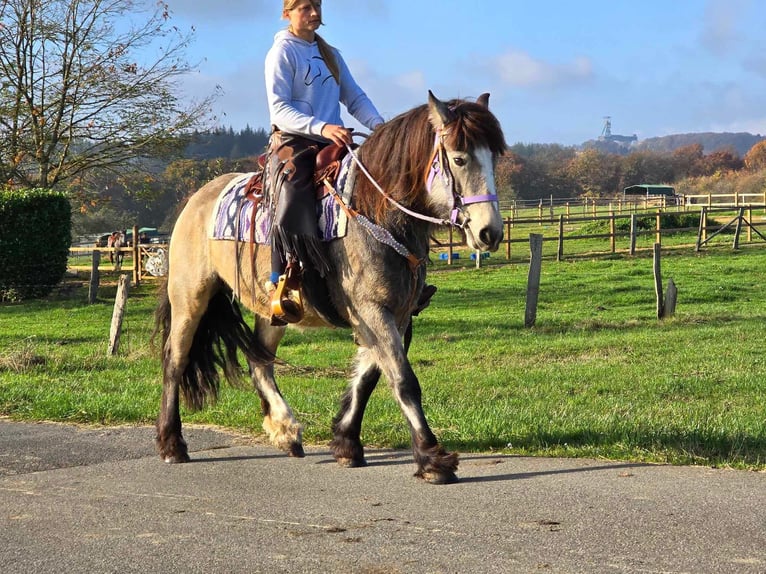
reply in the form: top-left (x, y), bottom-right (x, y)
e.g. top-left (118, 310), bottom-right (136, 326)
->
top-left (502, 192), bottom-right (766, 220)
top-left (69, 206), bottom-right (766, 279)
top-left (69, 225), bottom-right (168, 285)
top-left (435, 205), bottom-right (766, 265)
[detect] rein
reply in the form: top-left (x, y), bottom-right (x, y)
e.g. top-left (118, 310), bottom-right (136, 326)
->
top-left (324, 129), bottom-right (499, 271)
top-left (345, 130), bottom-right (499, 230)
top-left (344, 141), bottom-right (451, 227)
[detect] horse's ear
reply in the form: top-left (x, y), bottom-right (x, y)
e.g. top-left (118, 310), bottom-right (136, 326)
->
top-left (476, 93), bottom-right (490, 108)
top-left (427, 90), bottom-right (455, 130)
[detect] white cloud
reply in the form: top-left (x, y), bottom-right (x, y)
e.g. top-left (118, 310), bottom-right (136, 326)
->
top-left (494, 50), bottom-right (593, 89)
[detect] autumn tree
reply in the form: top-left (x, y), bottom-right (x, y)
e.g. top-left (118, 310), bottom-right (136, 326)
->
top-left (671, 144), bottom-right (705, 178)
top-left (698, 149), bottom-right (743, 175)
top-left (0, 0), bottom-right (218, 190)
top-left (565, 149), bottom-right (621, 197)
top-left (619, 150), bottom-right (675, 189)
top-left (744, 140), bottom-right (766, 172)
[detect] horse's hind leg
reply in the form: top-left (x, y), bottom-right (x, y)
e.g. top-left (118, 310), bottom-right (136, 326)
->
top-left (156, 280), bottom-right (215, 463)
top-left (330, 347), bottom-right (381, 467)
top-left (248, 315), bottom-right (304, 457)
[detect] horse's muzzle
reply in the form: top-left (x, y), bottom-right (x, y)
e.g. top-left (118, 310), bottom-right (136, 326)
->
top-left (479, 226), bottom-right (503, 252)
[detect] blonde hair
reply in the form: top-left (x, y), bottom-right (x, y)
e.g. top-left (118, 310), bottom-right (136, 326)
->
top-left (283, 0), bottom-right (340, 83)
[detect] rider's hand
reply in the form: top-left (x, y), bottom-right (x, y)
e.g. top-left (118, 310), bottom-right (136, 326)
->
top-left (321, 124), bottom-right (353, 147)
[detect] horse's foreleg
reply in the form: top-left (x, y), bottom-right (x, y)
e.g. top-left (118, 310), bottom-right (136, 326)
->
top-left (249, 316), bottom-right (304, 457)
top-left (372, 319), bottom-right (459, 484)
top-left (330, 347), bottom-right (381, 467)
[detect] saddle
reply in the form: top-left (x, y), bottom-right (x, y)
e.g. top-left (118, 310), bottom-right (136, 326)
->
top-left (239, 143), bottom-right (350, 325)
top-left (241, 143), bottom-right (349, 200)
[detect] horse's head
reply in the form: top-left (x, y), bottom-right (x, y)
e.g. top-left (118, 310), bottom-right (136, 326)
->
top-left (426, 91), bottom-right (506, 252)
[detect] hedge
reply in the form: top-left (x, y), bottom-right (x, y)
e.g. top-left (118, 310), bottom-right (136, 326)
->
top-left (0, 188), bottom-right (71, 301)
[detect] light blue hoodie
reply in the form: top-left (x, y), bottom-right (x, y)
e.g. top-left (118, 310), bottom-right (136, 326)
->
top-left (264, 30), bottom-right (384, 141)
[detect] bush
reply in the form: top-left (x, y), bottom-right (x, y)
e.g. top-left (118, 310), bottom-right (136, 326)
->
top-left (0, 189), bottom-right (71, 301)
top-left (581, 212), bottom-right (709, 234)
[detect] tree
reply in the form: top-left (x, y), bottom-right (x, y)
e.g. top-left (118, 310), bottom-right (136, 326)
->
top-left (744, 140), bottom-right (766, 172)
top-left (565, 149), bottom-right (621, 197)
top-left (671, 144), bottom-right (705, 178)
top-left (0, 0), bottom-right (218, 189)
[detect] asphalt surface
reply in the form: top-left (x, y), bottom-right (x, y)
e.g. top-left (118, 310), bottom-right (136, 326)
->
top-left (1, 419), bottom-right (765, 574)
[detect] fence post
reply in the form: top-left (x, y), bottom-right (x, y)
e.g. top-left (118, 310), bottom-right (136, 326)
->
top-left (695, 206), bottom-right (707, 252)
top-left (733, 207), bottom-right (745, 249)
top-left (132, 224), bottom-right (140, 285)
top-left (654, 244), bottom-right (677, 319)
top-left (747, 205), bottom-right (752, 242)
top-left (655, 210), bottom-right (662, 245)
top-left (525, 234), bottom-right (543, 328)
top-left (556, 215), bottom-right (564, 261)
top-left (629, 214), bottom-right (637, 255)
top-left (505, 219), bottom-right (512, 260)
top-left (448, 226), bottom-right (454, 265)
top-left (108, 274), bottom-right (131, 356)
top-left (88, 250), bottom-right (101, 304)
top-left (538, 199), bottom-right (543, 225)
top-left (654, 243), bottom-right (664, 319)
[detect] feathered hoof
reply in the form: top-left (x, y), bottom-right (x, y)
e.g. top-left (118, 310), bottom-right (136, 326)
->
top-left (156, 433), bottom-right (190, 464)
top-left (414, 444), bottom-right (459, 484)
top-left (263, 416), bottom-right (304, 456)
top-left (163, 452), bottom-right (191, 464)
top-left (335, 456), bottom-right (368, 468)
top-left (417, 470), bottom-right (459, 485)
top-left (288, 442), bottom-right (305, 458)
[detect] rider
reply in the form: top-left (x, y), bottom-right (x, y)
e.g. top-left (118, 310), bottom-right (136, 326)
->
top-left (265, 0), bottom-right (384, 324)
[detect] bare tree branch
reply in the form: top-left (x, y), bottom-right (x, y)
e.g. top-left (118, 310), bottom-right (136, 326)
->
top-left (0, 0), bottom-right (219, 188)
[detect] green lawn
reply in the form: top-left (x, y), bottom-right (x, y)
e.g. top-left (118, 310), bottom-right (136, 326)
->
top-left (2, 245), bottom-right (765, 469)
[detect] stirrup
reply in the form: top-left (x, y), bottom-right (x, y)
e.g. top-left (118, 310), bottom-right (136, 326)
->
top-left (270, 268), bottom-right (304, 325)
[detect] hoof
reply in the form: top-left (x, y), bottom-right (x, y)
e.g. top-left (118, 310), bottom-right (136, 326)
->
top-left (162, 452), bottom-right (190, 464)
top-left (418, 470), bottom-right (459, 485)
top-left (336, 456), bottom-right (367, 468)
top-left (288, 442), bottom-right (305, 458)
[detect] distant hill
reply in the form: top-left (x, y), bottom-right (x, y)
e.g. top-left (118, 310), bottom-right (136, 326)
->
top-left (633, 132), bottom-right (765, 157)
top-left (581, 132), bottom-right (764, 157)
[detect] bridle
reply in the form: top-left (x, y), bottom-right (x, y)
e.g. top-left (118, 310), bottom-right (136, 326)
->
top-left (323, 129), bottom-right (499, 272)
top-left (344, 129), bottom-right (499, 231)
top-left (423, 129), bottom-right (499, 230)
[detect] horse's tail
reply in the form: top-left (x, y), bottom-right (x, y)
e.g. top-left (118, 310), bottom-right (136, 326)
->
top-left (153, 280), bottom-right (275, 411)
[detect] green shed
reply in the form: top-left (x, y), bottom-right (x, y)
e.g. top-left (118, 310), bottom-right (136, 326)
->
top-left (623, 184), bottom-right (676, 197)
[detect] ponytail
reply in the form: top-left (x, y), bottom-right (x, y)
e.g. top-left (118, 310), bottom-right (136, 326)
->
top-left (315, 34), bottom-right (340, 84)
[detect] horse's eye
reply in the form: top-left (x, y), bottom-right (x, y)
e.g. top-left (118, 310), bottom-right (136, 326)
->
top-left (453, 156), bottom-right (467, 167)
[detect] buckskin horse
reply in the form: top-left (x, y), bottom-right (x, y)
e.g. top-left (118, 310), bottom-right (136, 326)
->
top-left (154, 91), bottom-right (506, 484)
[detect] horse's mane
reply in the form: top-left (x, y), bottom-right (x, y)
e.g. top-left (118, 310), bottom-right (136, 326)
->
top-left (354, 98), bottom-right (507, 223)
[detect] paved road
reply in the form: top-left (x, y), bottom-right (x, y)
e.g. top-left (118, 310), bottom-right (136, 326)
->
top-left (1, 419), bottom-right (765, 573)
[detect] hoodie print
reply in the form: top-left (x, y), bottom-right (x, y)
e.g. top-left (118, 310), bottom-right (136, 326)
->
top-left (304, 55), bottom-right (334, 86)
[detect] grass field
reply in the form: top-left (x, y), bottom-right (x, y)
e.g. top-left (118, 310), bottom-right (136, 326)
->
top-left (2, 244), bottom-right (765, 469)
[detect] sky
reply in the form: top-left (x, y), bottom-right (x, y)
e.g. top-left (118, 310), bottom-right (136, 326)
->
top-left (158, 0), bottom-right (766, 146)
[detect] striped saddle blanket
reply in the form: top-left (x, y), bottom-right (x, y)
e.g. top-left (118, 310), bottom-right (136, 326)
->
top-left (209, 154), bottom-right (356, 244)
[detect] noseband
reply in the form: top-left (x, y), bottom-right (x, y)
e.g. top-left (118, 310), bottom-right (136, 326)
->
top-left (425, 130), bottom-right (499, 229)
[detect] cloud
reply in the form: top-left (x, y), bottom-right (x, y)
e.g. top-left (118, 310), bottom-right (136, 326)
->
top-left (493, 50), bottom-right (593, 89)
top-left (699, 0), bottom-right (749, 54)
